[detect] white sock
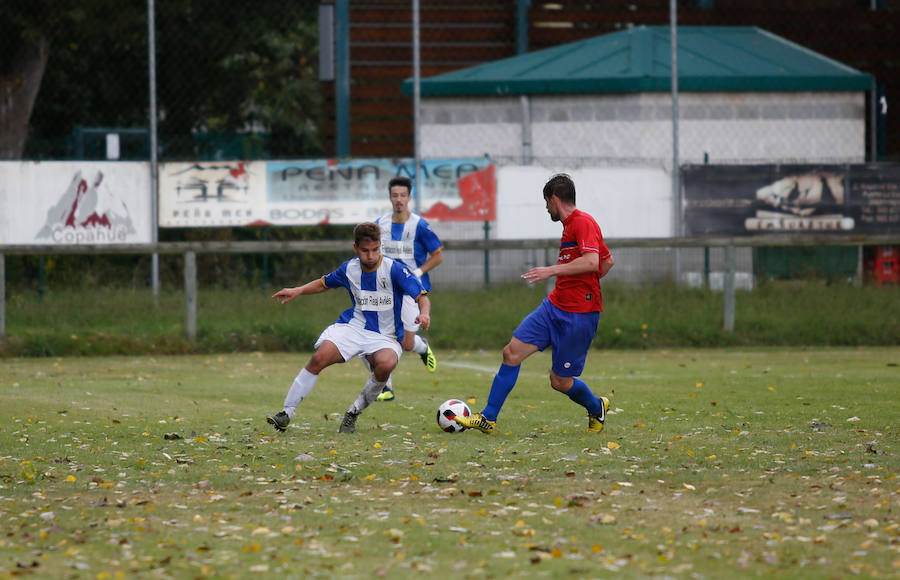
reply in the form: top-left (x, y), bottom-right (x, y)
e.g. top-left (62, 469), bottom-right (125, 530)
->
top-left (349, 375), bottom-right (387, 415)
top-left (411, 335), bottom-right (428, 354)
top-left (283, 368), bottom-right (318, 419)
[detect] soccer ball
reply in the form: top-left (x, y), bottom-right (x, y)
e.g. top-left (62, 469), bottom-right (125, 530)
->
top-left (436, 399), bottom-right (471, 433)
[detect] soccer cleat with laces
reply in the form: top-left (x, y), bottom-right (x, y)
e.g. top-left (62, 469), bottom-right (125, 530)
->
top-left (266, 411), bottom-right (290, 432)
top-left (587, 396), bottom-right (611, 433)
top-left (454, 412), bottom-right (495, 434)
top-left (339, 411), bottom-right (359, 434)
top-left (420, 340), bottom-right (437, 372)
top-left (376, 387), bottom-right (395, 402)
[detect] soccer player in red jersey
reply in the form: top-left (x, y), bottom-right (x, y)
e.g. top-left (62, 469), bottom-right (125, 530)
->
top-left (456, 174), bottom-right (615, 434)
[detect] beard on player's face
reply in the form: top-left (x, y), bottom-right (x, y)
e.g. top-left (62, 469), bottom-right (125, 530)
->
top-left (545, 196), bottom-right (560, 221)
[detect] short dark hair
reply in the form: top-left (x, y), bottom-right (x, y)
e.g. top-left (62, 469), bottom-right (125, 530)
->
top-left (354, 222), bottom-right (381, 245)
top-left (542, 173), bottom-right (576, 205)
top-left (388, 176), bottom-right (412, 195)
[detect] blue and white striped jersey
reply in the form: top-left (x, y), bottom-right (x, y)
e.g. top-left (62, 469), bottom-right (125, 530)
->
top-left (375, 212), bottom-right (442, 292)
top-left (322, 255), bottom-right (425, 342)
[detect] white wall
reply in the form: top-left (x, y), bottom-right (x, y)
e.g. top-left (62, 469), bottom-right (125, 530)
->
top-left (495, 166), bottom-right (672, 239)
top-left (421, 92), bottom-right (867, 166)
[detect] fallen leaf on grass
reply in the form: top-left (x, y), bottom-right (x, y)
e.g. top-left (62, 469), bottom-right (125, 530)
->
top-left (590, 514), bottom-right (616, 525)
top-left (865, 443), bottom-right (886, 455)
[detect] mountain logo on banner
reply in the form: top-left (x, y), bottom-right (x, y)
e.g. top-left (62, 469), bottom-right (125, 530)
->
top-left (745, 171), bottom-right (854, 232)
top-left (36, 171), bottom-right (136, 243)
top-left (172, 162), bottom-right (250, 202)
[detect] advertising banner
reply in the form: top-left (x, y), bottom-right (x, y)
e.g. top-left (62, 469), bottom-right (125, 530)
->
top-left (158, 158), bottom-right (494, 227)
top-left (158, 161), bottom-right (266, 227)
top-left (683, 164), bottom-right (900, 236)
top-left (0, 162), bottom-right (152, 245)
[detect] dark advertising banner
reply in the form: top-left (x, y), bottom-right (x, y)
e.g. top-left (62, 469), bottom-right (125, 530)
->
top-left (682, 164), bottom-right (900, 236)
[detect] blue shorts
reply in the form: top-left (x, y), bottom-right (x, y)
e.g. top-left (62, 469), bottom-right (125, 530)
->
top-left (513, 298), bottom-right (600, 378)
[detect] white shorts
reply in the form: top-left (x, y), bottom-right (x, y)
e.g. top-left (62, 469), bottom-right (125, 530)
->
top-left (315, 323), bottom-right (403, 362)
top-left (401, 295), bottom-right (421, 333)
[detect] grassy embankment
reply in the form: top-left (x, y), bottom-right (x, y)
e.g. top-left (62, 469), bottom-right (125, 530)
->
top-left (2, 281), bottom-right (898, 357)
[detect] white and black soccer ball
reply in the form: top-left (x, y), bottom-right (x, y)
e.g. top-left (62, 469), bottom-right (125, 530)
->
top-left (437, 399), bottom-right (471, 433)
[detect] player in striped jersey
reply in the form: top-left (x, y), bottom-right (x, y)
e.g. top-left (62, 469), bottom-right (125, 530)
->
top-left (266, 222), bottom-right (431, 434)
top-left (372, 176), bottom-right (443, 401)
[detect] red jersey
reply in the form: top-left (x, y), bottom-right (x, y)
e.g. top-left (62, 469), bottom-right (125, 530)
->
top-left (548, 209), bottom-right (611, 313)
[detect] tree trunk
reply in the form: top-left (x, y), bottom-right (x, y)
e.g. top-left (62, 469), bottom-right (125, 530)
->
top-left (0, 35), bottom-right (50, 159)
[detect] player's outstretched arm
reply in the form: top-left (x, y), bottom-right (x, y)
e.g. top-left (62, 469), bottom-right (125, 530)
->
top-left (272, 278), bottom-right (328, 304)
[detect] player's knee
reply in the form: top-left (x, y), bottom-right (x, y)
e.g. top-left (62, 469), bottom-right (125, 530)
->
top-left (501, 343), bottom-right (525, 366)
top-left (549, 374), bottom-right (573, 393)
top-left (372, 362), bottom-right (395, 382)
top-left (305, 357), bottom-right (328, 374)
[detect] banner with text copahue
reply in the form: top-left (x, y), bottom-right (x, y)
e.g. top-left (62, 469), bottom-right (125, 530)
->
top-left (0, 161), bottom-right (152, 245)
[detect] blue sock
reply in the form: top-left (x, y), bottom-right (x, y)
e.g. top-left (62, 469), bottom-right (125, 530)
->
top-left (566, 378), bottom-right (603, 416)
top-left (481, 364), bottom-right (520, 421)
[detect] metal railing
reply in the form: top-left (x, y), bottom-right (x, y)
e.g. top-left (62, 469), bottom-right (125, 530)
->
top-left (2, 233), bottom-right (898, 342)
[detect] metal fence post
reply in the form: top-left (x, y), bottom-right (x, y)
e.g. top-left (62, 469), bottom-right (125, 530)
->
top-left (483, 221), bottom-right (491, 286)
top-left (184, 250), bottom-right (197, 341)
top-left (0, 253), bottom-right (5, 343)
top-left (723, 245), bottom-right (736, 333)
top-left (335, 0), bottom-right (350, 158)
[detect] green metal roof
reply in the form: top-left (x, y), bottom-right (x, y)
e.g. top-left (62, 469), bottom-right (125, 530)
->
top-left (402, 26), bottom-right (873, 96)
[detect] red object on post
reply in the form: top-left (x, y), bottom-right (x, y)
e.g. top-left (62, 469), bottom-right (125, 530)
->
top-left (873, 246), bottom-right (899, 286)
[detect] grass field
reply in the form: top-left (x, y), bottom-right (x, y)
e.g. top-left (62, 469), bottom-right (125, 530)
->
top-left (2, 348), bottom-right (898, 579)
top-left (4, 282), bottom-right (900, 357)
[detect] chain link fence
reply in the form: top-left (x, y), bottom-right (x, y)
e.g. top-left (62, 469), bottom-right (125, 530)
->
top-left (2, 1), bottom-right (894, 290)
top-left (2, 0), bottom-right (321, 162)
top-left (6, 1), bottom-right (892, 163)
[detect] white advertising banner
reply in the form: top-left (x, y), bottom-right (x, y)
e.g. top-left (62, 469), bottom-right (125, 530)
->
top-left (0, 161), bottom-right (152, 245)
top-left (496, 166), bottom-right (672, 239)
top-left (158, 161), bottom-right (267, 227)
top-left (158, 158), bottom-right (494, 227)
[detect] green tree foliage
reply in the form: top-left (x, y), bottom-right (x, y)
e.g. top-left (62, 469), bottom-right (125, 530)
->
top-left (156, 0), bottom-right (322, 159)
top-left (3, 0), bottom-right (322, 160)
top-left (219, 19), bottom-right (323, 158)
